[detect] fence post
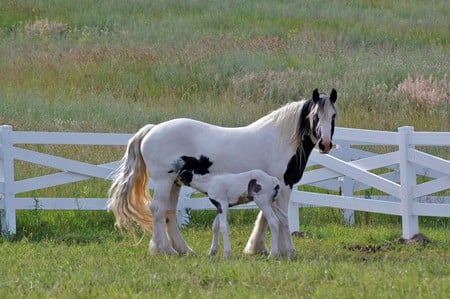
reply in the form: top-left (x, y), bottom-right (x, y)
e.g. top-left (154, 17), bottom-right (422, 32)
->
top-left (398, 126), bottom-right (418, 239)
top-left (339, 141), bottom-right (355, 225)
top-left (0, 125), bottom-right (16, 235)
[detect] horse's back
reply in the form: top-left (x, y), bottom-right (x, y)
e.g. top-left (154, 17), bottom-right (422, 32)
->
top-left (139, 117), bottom-right (286, 179)
top-left (140, 118), bottom-right (243, 172)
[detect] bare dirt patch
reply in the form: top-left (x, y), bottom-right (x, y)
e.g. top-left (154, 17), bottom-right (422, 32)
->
top-left (345, 233), bottom-right (433, 253)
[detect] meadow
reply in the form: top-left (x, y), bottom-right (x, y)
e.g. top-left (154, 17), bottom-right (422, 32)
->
top-left (0, 0), bottom-right (449, 298)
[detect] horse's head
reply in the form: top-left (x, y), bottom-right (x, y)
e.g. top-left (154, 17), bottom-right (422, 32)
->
top-left (302, 89), bottom-right (338, 154)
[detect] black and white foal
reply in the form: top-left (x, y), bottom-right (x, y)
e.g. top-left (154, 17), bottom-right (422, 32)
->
top-left (172, 156), bottom-right (286, 258)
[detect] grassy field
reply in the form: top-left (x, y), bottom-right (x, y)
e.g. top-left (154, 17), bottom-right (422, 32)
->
top-left (0, 210), bottom-right (449, 298)
top-left (1, 0), bottom-right (449, 298)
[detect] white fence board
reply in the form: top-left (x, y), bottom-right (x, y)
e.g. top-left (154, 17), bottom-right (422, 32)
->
top-left (412, 202), bottom-right (450, 217)
top-left (290, 191), bottom-right (401, 215)
top-left (413, 177), bottom-right (450, 198)
top-left (314, 154), bottom-right (401, 197)
top-left (349, 151), bottom-right (399, 170)
top-left (15, 162), bottom-right (118, 194)
top-left (408, 149), bottom-right (450, 176)
top-left (15, 198), bottom-right (108, 210)
top-left (410, 132), bottom-right (450, 146)
top-left (12, 131), bottom-right (132, 145)
top-left (334, 128), bottom-right (399, 145)
top-left (15, 147), bottom-right (113, 179)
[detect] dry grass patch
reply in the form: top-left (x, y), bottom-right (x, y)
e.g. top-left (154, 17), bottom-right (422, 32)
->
top-left (398, 74), bottom-right (450, 106)
top-left (25, 18), bottom-right (68, 36)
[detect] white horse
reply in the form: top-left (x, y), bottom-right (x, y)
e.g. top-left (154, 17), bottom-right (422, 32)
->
top-left (171, 155), bottom-right (286, 258)
top-left (108, 88), bottom-right (337, 256)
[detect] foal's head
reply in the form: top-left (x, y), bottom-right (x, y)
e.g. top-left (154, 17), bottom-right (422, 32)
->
top-left (301, 89), bottom-right (338, 154)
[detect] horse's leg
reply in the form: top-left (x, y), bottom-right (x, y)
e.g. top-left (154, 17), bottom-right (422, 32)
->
top-left (243, 211), bottom-right (268, 255)
top-left (273, 202), bottom-right (290, 256)
top-left (276, 189), bottom-right (295, 256)
top-left (208, 215), bottom-right (220, 256)
top-left (149, 179), bottom-right (178, 255)
top-left (257, 201), bottom-right (280, 257)
top-left (165, 184), bottom-right (193, 255)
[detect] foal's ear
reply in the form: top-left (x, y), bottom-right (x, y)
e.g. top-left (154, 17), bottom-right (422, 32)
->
top-left (248, 179), bottom-right (262, 197)
top-left (312, 88), bottom-right (320, 103)
top-left (330, 89), bottom-right (337, 103)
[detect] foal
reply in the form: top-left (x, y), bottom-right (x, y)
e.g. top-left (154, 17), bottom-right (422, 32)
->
top-left (172, 156), bottom-right (287, 258)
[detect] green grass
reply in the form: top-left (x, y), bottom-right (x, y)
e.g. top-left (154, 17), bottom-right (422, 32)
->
top-left (0, 0), bottom-right (449, 297)
top-left (1, 210), bottom-right (449, 298)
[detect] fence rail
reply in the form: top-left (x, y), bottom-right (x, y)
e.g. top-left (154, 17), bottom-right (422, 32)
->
top-left (1, 125), bottom-right (449, 238)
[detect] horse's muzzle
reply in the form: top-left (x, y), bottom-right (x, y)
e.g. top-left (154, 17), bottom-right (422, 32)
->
top-left (318, 139), bottom-right (332, 154)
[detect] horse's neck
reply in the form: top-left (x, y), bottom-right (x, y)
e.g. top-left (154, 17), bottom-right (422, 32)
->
top-left (250, 100), bottom-right (306, 148)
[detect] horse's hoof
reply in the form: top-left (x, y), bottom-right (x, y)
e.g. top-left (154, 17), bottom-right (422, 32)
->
top-left (243, 247), bottom-right (268, 255)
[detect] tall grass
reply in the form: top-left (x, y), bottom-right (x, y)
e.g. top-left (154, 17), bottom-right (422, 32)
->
top-left (1, 0), bottom-right (449, 132)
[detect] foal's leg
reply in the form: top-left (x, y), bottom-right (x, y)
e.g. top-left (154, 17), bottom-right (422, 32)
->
top-left (208, 215), bottom-right (220, 256)
top-left (149, 179), bottom-right (178, 255)
top-left (243, 211), bottom-right (268, 255)
top-left (165, 184), bottom-right (194, 255)
top-left (218, 205), bottom-right (232, 258)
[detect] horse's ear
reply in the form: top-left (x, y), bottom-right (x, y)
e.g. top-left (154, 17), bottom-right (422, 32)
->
top-left (312, 88), bottom-right (320, 103)
top-left (330, 89), bottom-right (337, 103)
top-left (248, 179), bottom-right (262, 197)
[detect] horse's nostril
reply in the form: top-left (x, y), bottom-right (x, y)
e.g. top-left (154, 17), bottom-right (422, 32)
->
top-left (319, 140), bottom-right (332, 153)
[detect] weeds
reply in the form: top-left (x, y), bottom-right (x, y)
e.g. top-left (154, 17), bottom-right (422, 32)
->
top-left (24, 19), bottom-right (68, 36)
top-left (398, 74), bottom-right (450, 106)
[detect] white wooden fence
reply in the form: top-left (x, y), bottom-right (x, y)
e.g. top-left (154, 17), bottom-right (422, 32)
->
top-left (1, 125), bottom-right (449, 238)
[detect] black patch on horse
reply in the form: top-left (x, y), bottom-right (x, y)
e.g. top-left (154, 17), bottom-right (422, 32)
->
top-left (180, 155), bottom-right (213, 175)
top-left (170, 154), bottom-right (213, 184)
top-left (298, 98), bottom-right (318, 141)
top-left (284, 98), bottom-right (318, 188)
top-left (283, 136), bottom-right (315, 188)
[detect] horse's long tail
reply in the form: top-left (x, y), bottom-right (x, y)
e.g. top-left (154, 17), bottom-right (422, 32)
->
top-left (108, 124), bottom-right (155, 233)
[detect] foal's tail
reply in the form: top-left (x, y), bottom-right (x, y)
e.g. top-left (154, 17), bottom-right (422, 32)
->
top-left (107, 124), bottom-right (155, 233)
